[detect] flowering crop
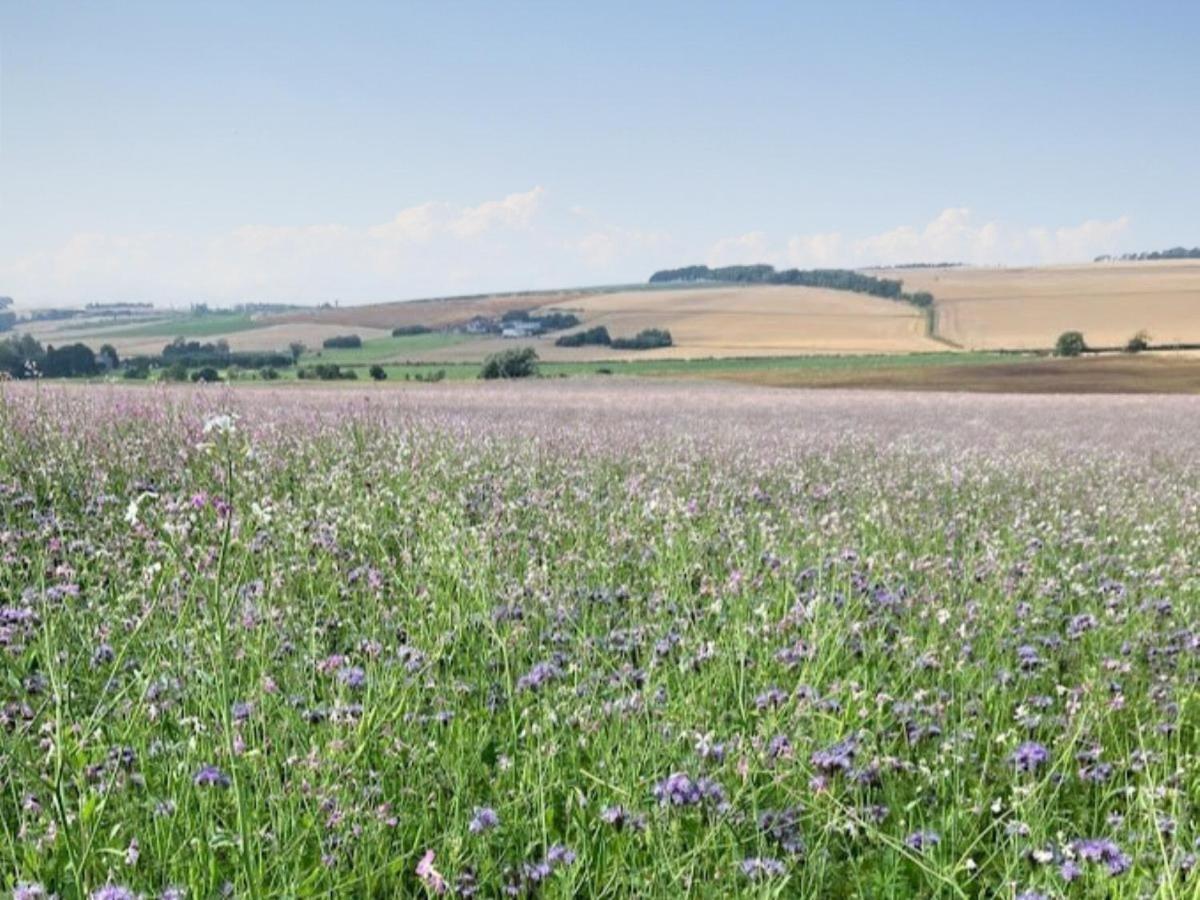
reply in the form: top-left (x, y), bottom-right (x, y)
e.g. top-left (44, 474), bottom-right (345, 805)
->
top-left (2, 381), bottom-right (1200, 897)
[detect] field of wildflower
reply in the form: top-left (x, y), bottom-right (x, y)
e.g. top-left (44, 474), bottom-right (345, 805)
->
top-left (2, 381), bottom-right (1199, 898)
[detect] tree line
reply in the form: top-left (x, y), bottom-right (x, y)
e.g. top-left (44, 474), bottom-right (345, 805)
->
top-left (0, 334), bottom-right (292, 380)
top-left (0, 334), bottom-right (119, 378)
top-left (647, 264), bottom-right (933, 308)
top-left (555, 326), bottom-right (673, 350)
top-left (1095, 247), bottom-right (1200, 261)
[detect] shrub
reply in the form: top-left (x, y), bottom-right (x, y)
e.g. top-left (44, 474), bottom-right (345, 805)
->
top-left (480, 348), bottom-right (539, 379)
top-left (42, 343), bottom-right (99, 378)
top-left (298, 363), bottom-right (357, 381)
top-left (157, 339), bottom-right (290, 369)
top-left (392, 325), bottom-right (432, 337)
top-left (191, 366), bottom-right (222, 383)
top-left (322, 335), bottom-right (363, 350)
top-left (1054, 331), bottom-right (1087, 357)
top-left (556, 326), bottom-right (612, 348)
top-left (1125, 330), bottom-right (1150, 354)
top-left (163, 362), bottom-right (190, 382)
top-left (611, 328), bottom-right (673, 350)
top-left (260, 367), bottom-right (280, 380)
top-left (533, 312), bottom-right (581, 332)
top-left (369, 365), bottom-right (388, 381)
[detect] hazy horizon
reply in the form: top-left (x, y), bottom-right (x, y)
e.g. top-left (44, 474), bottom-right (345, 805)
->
top-left (3, 1), bottom-right (1198, 308)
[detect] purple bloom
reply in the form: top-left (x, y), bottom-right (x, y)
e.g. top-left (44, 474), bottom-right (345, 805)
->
top-left (767, 734), bottom-right (793, 761)
top-left (653, 772), bottom-right (726, 809)
top-left (758, 807), bottom-right (806, 856)
top-left (91, 643), bottom-right (115, 667)
top-left (1016, 644), bottom-right (1042, 670)
top-left (337, 666), bottom-right (367, 689)
top-left (1079, 761), bottom-right (1113, 783)
top-left (740, 857), bottom-right (787, 879)
top-left (905, 830), bottom-right (940, 852)
top-left (520, 861), bottom-right (553, 886)
top-left (193, 764), bottom-right (231, 788)
top-left (13, 885), bottom-right (50, 900)
top-left (516, 661), bottom-right (562, 692)
top-left (469, 806), bottom-right (500, 834)
top-left (600, 805), bottom-right (647, 832)
top-left (755, 687), bottom-right (788, 710)
top-left (811, 736), bottom-right (858, 774)
top-left (1072, 838), bottom-right (1131, 876)
top-left (90, 887), bottom-right (137, 900)
top-left (507, 844), bottom-right (576, 894)
top-left (545, 844), bottom-right (576, 867)
top-left (1012, 741), bottom-right (1050, 773)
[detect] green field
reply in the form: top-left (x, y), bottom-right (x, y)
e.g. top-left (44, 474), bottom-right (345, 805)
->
top-left (304, 331), bottom-right (479, 365)
top-left (322, 351), bottom-right (1020, 383)
top-left (84, 313), bottom-right (265, 340)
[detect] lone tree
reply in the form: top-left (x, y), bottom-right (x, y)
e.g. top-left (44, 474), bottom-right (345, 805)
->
top-left (1124, 330), bottom-right (1150, 354)
top-left (369, 364), bottom-right (387, 381)
top-left (288, 341), bottom-right (306, 364)
top-left (1054, 331), bottom-right (1087, 357)
top-left (480, 347), bottom-right (538, 379)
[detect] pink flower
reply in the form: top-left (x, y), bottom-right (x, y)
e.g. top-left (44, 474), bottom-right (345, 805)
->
top-left (416, 849), bottom-right (447, 894)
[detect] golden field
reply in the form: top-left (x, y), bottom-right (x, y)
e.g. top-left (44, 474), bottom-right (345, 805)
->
top-left (888, 260), bottom-right (1200, 350)
top-left (411, 284), bottom-right (940, 362)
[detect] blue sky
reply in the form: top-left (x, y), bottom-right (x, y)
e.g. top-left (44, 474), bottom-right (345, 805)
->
top-left (2, 1), bottom-right (1197, 306)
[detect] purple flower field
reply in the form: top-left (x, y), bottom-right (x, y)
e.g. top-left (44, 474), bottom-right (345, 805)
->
top-left (2, 381), bottom-right (1199, 897)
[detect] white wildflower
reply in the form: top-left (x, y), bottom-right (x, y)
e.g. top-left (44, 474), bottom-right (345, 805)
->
top-left (203, 414), bottom-right (237, 435)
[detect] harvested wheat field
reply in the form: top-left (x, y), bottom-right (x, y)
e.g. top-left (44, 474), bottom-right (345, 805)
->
top-left (413, 284), bottom-right (942, 362)
top-left (889, 261), bottom-right (1200, 350)
top-left (53, 322), bottom-right (394, 358)
top-left (267, 290), bottom-right (592, 331)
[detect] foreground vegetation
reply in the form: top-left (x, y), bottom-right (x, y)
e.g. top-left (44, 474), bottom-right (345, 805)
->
top-left (2, 383), bottom-right (1199, 897)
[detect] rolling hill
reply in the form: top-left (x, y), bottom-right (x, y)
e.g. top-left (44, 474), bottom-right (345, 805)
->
top-left (881, 260), bottom-right (1200, 350)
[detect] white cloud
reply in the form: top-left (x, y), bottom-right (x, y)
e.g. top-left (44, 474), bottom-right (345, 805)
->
top-left (448, 187), bottom-right (545, 237)
top-left (0, 186), bottom-right (669, 306)
top-left (569, 227), bottom-right (672, 268)
top-left (710, 209), bottom-right (1132, 270)
top-left (0, 197), bottom-right (1136, 308)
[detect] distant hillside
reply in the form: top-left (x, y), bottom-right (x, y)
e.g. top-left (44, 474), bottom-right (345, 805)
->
top-left (896, 262), bottom-right (1200, 350)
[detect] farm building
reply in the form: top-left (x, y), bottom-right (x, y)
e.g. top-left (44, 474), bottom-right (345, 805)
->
top-left (501, 320), bottom-right (543, 338)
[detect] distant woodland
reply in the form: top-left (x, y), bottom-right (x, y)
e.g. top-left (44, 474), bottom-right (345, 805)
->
top-left (1095, 247), bottom-right (1200, 262)
top-left (648, 265), bottom-right (933, 308)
